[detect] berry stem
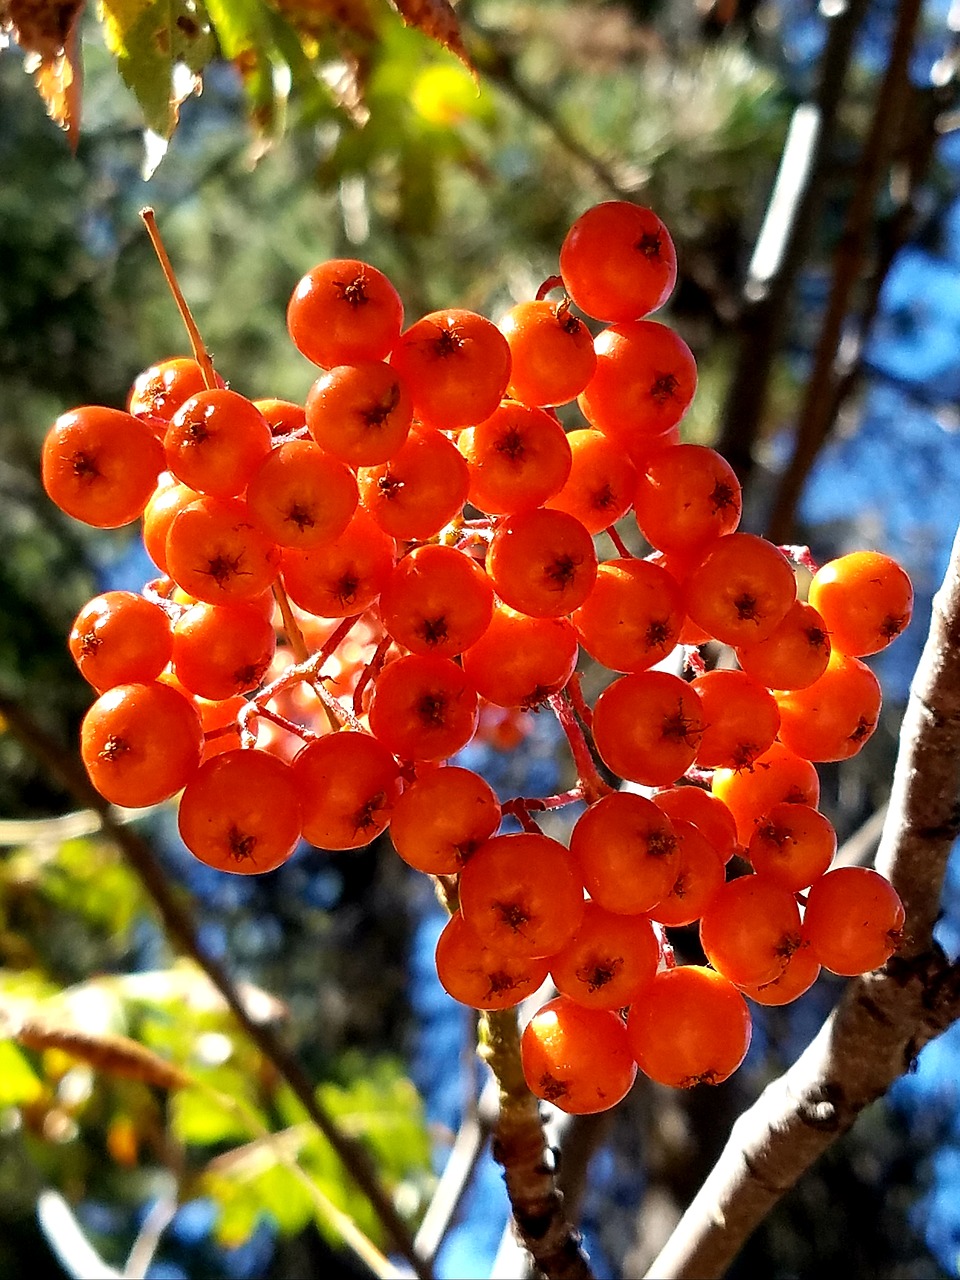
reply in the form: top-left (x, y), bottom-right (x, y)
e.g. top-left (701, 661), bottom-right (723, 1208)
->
top-left (565, 671), bottom-right (593, 729)
top-left (776, 544), bottom-right (820, 574)
top-left (501, 797), bottom-right (542, 834)
top-left (139, 208), bottom-right (219, 391)
top-left (605, 524), bottom-right (635, 559)
top-left (535, 274), bottom-right (565, 301)
top-left (549, 688), bottom-right (613, 805)
top-left (353, 634), bottom-right (392, 717)
top-left (313, 677), bottom-right (368, 734)
top-left (272, 579), bottom-right (309, 663)
top-left (502, 788), bottom-right (585, 819)
top-left (656, 923), bottom-right (678, 969)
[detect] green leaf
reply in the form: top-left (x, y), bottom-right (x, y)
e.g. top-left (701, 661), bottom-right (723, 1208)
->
top-left (170, 1069), bottom-right (264, 1147)
top-left (203, 0), bottom-right (270, 59)
top-left (99, 0), bottom-right (217, 138)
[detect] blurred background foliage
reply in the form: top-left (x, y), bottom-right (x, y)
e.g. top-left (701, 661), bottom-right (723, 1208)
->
top-left (2, 0), bottom-right (960, 1276)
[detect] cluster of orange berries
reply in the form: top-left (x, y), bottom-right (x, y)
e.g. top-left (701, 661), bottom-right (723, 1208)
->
top-left (41, 202), bottom-right (914, 1113)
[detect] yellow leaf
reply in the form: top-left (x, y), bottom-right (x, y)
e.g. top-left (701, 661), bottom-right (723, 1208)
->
top-left (97, 0), bottom-right (153, 54)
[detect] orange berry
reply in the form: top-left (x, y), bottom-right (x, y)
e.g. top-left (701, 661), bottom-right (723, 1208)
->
top-left (808, 550), bottom-right (913, 656)
top-left (253, 398), bottom-right (307, 435)
top-left (461, 604), bottom-right (578, 709)
top-left (560, 202), bottom-right (677, 322)
top-left (521, 996), bottom-right (637, 1114)
top-left (592, 670), bottom-right (704, 787)
top-left (699, 875), bottom-right (804, 987)
top-left (390, 308), bottom-right (511, 430)
top-left (164, 389), bottom-right (272, 498)
top-left (436, 912), bottom-right (549, 1011)
top-left (171, 601), bottom-right (276, 701)
top-left (633, 443), bottom-right (741, 554)
top-left (142, 476), bottom-right (201, 573)
top-left (711, 741), bottom-right (820, 846)
top-left (646, 818), bottom-right (726, 927)
top-left (178, 748), bottom-right (302, 874)
top-left (500, 299), bottom-right (597, 407)
top-left (544, 428), bottom-right (637, 534)
top-left (358, 426), bottom-right (470, 542)
top-left (652, 786), bottom-right (738, 864)
top-left (69, 592), bottom-right (173, 692)
top-left (802, 867), bottom-right (905, 976)
top-left (379, 544), bottom-right (494, 659)
top-left (572, 556), bottom-right (685, 673)
top-left (486, 508), bottom-right (598, 618)
top-left (737, 945), bottom-right (821, 1006)
top-left (549, 901), bottom-right (660, 1010)
top-left (246, 439), bottom-right (358, 548)
top-left (362, 440), bottom-right (464, 551)
top-left (775, 650), bottom-right (882, 762)
top-left (287, 259), bottom-right (404, 368)
top-left (368, 653), bottom-right (478, 762)
top-left (747, 803), bottom-right (836, 892)
top-left (579, 320), bottom-right (697, 442)
top-left (684, 533), bottom-right (797, 647)
top-left (570, 792), bottom-right (679, 915)
top-left (43, 406), bottom-right (164, 528)
top-left (458, 832), bottom-right (585, 959)
top-left (291, 732), bottom-right (402, 850)
top-left (305, 361), bottom-right (412, 467)
top-left (80, 681), bottom-right (203, 807)
top-left (128, 357), bottom-right (222, 429)
top-left (280, 510), bottom-right (396, 618)
top-left (735, 599), bottom-right (831, 691)
top-left (390, 766), bottom-right (501, 874)
top-left (165, 496), bottom-right (281, 604)
top-left (690, 669), bottom-right (780, 771)
top-left (626, 966), bottom-right (752, 1088)
top-left (458, 402), bottom-right (572, 515)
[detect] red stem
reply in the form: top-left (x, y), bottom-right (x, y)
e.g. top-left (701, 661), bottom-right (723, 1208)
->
top-left (548, 690), bottom-right (612, 805)
top-left (565, 672), bottom-right (593, 729)
top-left (535, 274), bottom-right (565, 301)
top-left (353, 635), bottom-right (392, 717)
top-left (605, 525), bottom-right (635, 559)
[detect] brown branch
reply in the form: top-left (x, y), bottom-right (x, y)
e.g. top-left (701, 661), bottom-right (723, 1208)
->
top-left (0, 691), bottom-right (432, 1280)
top-left (643, 517), bottom-right (960, 1278)
top-left (717, 0), bottom-right (871, 484)
top-left (480, 1009), bottom-right (595, 1280)
top-left (767, 0), bottom-right (925, 542)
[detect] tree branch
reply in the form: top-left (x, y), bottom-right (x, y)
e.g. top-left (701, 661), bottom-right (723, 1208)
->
top-left (717, 0), bottom-right (871, 484)
top-left (643, 518), bottom-right (960, 1278)
top-left (767, 0), bottom-right (925, 542)
top-left (480, 1008), bottom-right (595, 1280)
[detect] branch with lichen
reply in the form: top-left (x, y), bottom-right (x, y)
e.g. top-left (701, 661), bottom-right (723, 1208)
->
top-left (480, 1009), bottom-right (595, 1280)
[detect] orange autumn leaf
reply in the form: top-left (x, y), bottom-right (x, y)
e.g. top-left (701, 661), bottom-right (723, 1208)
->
top-left (0, 0), bottom-right (86, 149)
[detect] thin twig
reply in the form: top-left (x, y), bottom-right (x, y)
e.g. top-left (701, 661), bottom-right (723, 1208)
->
top-left (139, 208), bottom-right (219, 392)
top-left (717, 0), bottom-right (871, 484)
top-left (413, 1077), bottom-right (499, 1266)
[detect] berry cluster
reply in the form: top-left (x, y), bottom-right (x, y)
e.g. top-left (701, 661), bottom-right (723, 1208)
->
top-left (42, 201), bottom-right (913, 1113)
